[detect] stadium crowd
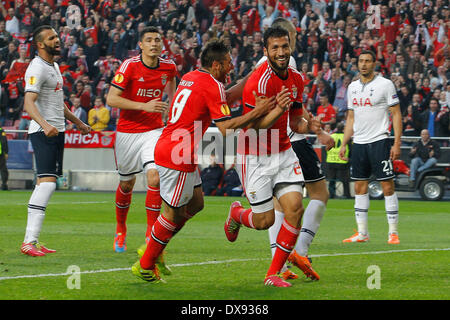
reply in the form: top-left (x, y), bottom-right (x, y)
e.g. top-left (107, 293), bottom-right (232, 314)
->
top-left (0, 0), bottom-right (449, 139)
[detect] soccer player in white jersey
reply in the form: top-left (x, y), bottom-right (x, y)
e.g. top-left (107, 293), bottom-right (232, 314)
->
top-left (21, 25), bottom-right (91, 256)
top-left (257, 18), bottom-right (334, 281)
top-left (339, 50), bottom-right (402, 244)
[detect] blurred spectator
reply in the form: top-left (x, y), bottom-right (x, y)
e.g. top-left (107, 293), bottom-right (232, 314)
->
top-left (68, 97), bottom-right (87, 130)
top-left (316, 91), bottom-right (336, 128)
top-left (409, 129), bottom-right (441, 187)
top-left (200, 154), bottom-right (223, 196)
top-left (413, 98), bottom-right (449, 137)
top-left (216, 158), bottom-right (242, 197)
top-left (88, 96), bottom-right (110, 131)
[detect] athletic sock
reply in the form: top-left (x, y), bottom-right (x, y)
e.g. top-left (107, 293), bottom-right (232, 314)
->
top-left (295, 200), bottom-right (326, 256)
top-left (385, 193), bottom-right (399, 234)
top-left (145, 185), bottom-right (162, 239)
top-left (24, 182), bottom-right (56, 243)
top-left (268, 210), bottom-right (284, 257)
top-left (231, 207), bottom-right (255, 229)
top-left (115, 184), bottom-right (132, 235)
top-left (140, 215), bottom-right (180, 270)
top-left (266, 219), bottom-right (300, 277)
top-left (354, 193), bottom-right (369, 235)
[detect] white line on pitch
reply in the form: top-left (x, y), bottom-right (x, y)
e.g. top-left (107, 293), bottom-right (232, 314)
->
top-left (0, 248), bottom-right (448, 282)
top-left (0, 201), bottom-right (110, 206)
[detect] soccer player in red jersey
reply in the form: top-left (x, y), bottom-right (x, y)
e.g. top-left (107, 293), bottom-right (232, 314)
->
top-left (224, 26), bottom-right (309, 287)
top-left (106, 27), bottom-right (177, 273)
top-left (131, 40), bottom-right (284, 283)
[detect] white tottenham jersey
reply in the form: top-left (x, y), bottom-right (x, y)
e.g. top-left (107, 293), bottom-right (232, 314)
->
top-left (25, 56), bottom-right (65, 134)
top-left (347, 75), bottom-right (399, 144)
top-left (256, 55), bottom-right (306, 142)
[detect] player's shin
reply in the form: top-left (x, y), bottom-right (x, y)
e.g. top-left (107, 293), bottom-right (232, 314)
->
top-left (385, 193), bottom-right (399, 234)
top-left (115, 184), bottom-right (132, 234)
top-left (140, 215), bottom-right (181, 270)
top-left (145, 185), bottom-right (162, 239)
top-left (268, 209), bottom-right (284, 257)
top-left (354, 193), bottom-right (369, 235)
top-left (266, 219), bottom-right (300, 277)
top-left (294, 200), bottom-right (326, 256)
top-left (24, 182), bottom-right (56, 243)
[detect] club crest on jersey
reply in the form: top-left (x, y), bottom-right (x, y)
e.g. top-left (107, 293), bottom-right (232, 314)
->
top-left (221, 104), bottom-right (231, 116)
top-left (291, 86), bottom-right (297, 99)
top-left (352, 97), bottom-right (373, 107)
top-left (161, 74), bottom-right (167, 85)
top-left (114, 73), bottom-right (124, 84)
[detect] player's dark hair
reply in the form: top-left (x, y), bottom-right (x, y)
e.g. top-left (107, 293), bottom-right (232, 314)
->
top-left (139, 26), bottom-right (161, 41)
top-left (359, 50), bottom-right (376, 62)
top-left (32, 25), bottom-right (54, 44)
top-left (200, 40), bottom-right (229, 68)
top-left (263, 26), bottom-right (290, 49)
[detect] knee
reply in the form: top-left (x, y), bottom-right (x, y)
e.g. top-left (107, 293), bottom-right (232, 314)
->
top-left (147, 170), bottom-right (160, 188)
top-left (253, 212), bottom-right (275, 230)
top-left (119, 180), bottom-right (135, 193)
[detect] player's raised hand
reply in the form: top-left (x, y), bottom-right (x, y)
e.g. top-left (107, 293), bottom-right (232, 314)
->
top-left (253, 91), bottom-right (275, 117)
top-left (43, 123), bottom-right (59, 137)
top-left (142, 98), bottom-right (168, 113)
top-left (275, 86), bottom-right (292, 111)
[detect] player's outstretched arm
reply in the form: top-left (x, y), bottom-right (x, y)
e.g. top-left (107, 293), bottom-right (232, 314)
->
top-left (225, 71), bottom-right (253, 105)
top-left (215, 93), bottom-right (276, 136)
top-left (24, 92), bottom-right (58, 137)
top-left (389, 104), bottom-right (403, 160)
top-left (64, 103), bottom-right (91, 135)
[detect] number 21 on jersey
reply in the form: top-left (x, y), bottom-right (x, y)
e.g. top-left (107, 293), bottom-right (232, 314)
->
top-left (169, 88), bottom-right (192, 124)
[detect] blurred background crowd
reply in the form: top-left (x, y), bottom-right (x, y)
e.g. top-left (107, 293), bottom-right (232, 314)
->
top-left (0, 0), bottom-right (449, 139)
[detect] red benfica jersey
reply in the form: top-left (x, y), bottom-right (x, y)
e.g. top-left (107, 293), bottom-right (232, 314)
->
top-left (238, 61), bottom-right (304, 155)
top-left (111, 55), bottom-right (177, 133)
top-left (155, 69), bottom-right (232, 172)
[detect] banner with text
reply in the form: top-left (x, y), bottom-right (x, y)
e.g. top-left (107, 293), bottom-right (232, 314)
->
top-left (64, 131), bottom-right (116, 148)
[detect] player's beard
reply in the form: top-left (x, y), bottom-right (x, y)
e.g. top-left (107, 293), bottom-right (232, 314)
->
top-left (268, 54), bottom-right (289, 74)
top-left (43, 43), bottom-right (61, 56)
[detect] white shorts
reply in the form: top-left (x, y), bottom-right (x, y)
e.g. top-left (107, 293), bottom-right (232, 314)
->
top-left (157, 165), bottom-right (202, 208)
top-left (114, 128), bottom-right (163, 181)
top-left (236, 148), bottom-right (304, 213)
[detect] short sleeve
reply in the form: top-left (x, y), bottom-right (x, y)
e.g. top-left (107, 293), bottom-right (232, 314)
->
top-left (386, 80), bottom-right (400, 107)
top-left (25, 64), bottom-right (45, 94)
top-left (111, 61), bottom-right (132, 90)
top-left (347, 86), bottom-right (354, 110)
top-left (208, 81), bottom-right (231, 123)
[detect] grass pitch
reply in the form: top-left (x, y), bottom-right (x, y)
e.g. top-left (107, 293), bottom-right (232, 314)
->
top-left (0, 191), bottom-right (449, 301)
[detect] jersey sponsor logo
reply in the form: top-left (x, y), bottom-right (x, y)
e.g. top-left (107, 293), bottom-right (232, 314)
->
top-left (221, 104), bottom-right (231, 116)
top-left (137, 88), bottom-right (162, 98)
top-left (28, 76), bottom-right (36, 85)
top-left (352, 97), bottom-right (373, 107)
top-left (114, 73), bottom-right (124, 84)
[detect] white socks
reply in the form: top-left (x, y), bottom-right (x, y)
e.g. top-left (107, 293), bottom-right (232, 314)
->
top-left (24, 182), bottom-right (56, 243)
top-left (295, 200), bottom-right (326, 256)
top-left (268, 210), bottom-right (285, 257)
top-left (385, 193), bottom-right (399, 234)
top-left (269, 200), bottom-right (326, 260)
top-left (354, 193), bottom-right (370, 235)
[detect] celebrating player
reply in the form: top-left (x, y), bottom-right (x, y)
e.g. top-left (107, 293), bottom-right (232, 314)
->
top-left (224, 26), bottom-right (308, 287)
top-left (258, 18), bottom-right (334, 282)
top-left (106, 27), bottom-right (177, 273)
top-left (131, 40), bottom-right (276, 283)
top-left (21, 25), bottom-right (91, 257)
top-left (339, 50), bottom-right (402, 244)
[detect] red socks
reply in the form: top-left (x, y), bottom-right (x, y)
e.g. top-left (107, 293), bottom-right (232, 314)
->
top-left (140, 215), bottom-right (180, 270)
top-left (266, 219), bottom-right (300, 277)
top-left (231, 207), bottom-right (255, 229)
top-left (145, 186), bottom-right (162, 239)
top-left (115, 185), bottom-right (132, 234)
